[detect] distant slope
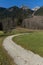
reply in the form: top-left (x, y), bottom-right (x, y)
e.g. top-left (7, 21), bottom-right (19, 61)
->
top-left (0, 7), bottom-right (10, 18)
top-left (34, 7), bottom-right (43, 16)
top-left (0, 6), bottom-right (33, 19)
top-left (6, 6), bottom-right (33, 18)
top-left (0, 7), bottom-right (6, 18)
top-left (0, 7), bottom-right (6, 14)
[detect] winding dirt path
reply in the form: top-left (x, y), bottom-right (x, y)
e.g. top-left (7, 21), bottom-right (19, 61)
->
top-left (3, 34), bottom-right (43, 65)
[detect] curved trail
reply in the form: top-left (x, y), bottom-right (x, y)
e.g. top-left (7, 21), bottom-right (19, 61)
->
top-left (3, 34), bottom-right (43, 65)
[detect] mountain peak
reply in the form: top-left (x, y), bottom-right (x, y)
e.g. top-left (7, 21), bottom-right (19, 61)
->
top-left (32, 6), bottom-right (40, 11)
top-left (20, 5), bottom-right (29, 10)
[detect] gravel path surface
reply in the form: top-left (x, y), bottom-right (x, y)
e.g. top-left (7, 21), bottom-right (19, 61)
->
top-left (3, 34), bottom-right (43, 65)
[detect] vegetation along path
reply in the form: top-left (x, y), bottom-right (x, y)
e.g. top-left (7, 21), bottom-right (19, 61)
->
top-left (3, 34), bottom-right (43, 65)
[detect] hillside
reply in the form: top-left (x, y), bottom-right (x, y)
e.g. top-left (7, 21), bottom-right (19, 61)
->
top-left (0, 7), bottom-right (11, 18)
top-left (0, 7), bottom-right (6, 18)
top-left (34, 7), bottom-right (43, 16)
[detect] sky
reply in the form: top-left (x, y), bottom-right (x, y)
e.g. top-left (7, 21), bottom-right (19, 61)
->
top-left (0, 0), bottom-right (43, 9)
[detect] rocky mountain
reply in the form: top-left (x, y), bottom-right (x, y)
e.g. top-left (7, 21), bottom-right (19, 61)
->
top-left (32, 6), bottom-right (40, 11)
top-left (0, 6), bottom-right (33, 19)
top-left (34, 6), bottom-right (43, 16)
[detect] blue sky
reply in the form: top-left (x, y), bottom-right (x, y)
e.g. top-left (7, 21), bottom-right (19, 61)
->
top-left (0, 0), bottom-right (43, 9)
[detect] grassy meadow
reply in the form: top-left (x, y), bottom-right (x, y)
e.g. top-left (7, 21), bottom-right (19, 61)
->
top-left (0, 27), bottom-right (33, 65)
top-left (1, 27), bottom-right (43, 65)
top-left (13, 31), bottom-right (43, 57)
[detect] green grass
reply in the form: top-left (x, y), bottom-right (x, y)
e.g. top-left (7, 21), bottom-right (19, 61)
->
top-left (0, 35), bottom-right (15, 65)
top-left (0, 37), bottom-right (9, 65)
top-left (13, 31), bottom-right (43, 57)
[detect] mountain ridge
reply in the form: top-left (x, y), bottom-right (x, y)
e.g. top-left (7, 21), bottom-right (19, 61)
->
top-left (0, 6), bottom-right (33, 19)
